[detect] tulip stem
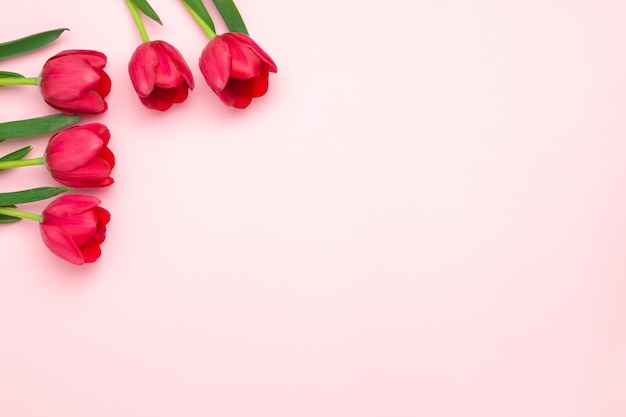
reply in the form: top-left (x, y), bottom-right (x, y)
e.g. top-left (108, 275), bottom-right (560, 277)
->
top-left (125, 0), bottom-right (151, 42)
top-left (0, 157), bottom-right (44, 170)
top-left (182, 1), bottom-right (216, 39)
top-left (0, 77), bottom-right (38, 86)
top-left (0, 206), bottom-right (42, 222)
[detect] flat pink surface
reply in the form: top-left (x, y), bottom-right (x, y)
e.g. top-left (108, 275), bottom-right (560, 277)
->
top-left (1, 1), bottom-right (626, 416)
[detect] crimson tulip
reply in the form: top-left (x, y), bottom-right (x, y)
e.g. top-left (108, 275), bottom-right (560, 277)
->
top-left (39, 195), bottom-right (110, 265)
top-left (44, 123), bottom-right (115, 188)
top-left (128, 40), bottom-right (194, 111)
top-left (39, 50), bottom-right (111, 115)
top-left (199, 32), bottom-right (277, 109)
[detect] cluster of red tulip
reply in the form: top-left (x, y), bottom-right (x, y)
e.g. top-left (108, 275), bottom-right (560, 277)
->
top-left (0, 0), bottom-right (276, 266)
top-left (125, 0), bottom-right (277, 110)
top-left (0, 34), bottom-right (114, 265)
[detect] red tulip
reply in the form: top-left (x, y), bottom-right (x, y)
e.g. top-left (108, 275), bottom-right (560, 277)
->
top-left (128, 40), bottom-right (194, 111)
top-left (39, 195), bottom-right (110, 265)
top-left (39, 50), bottom-right (111, 115)
top-left (199, 32), bottom-right (277, 109)
top-left (44, 123), bottom-right (115, 188)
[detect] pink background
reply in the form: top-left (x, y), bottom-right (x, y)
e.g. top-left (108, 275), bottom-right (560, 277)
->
top-left (1, 0), bottom-right (626, 415)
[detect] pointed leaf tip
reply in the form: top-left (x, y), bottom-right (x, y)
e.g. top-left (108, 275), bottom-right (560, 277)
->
top-left (0, 28), bottom-right (69, 61)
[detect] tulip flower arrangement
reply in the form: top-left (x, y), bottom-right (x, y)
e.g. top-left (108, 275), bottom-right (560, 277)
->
top-left (0, 30), bottom-right (113, 265)
top-left (0, 1), bottom-right (277, 268)
top-left (125, 0), bottom-right (277, 109)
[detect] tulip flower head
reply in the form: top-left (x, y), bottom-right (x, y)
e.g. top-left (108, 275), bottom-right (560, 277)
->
top-left (199, 32), bottom-right (277, 109)
top-left (128, 40), bottom-right (194, 111)
top-left (44, 123), bottom-right (115, 188)
top-left (39, 195), bottom-right (110, 265)
top-left (39, 50), bottom-right (111, 115)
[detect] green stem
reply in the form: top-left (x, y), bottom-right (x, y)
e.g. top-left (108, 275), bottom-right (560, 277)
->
top-left (0, 77), bottom-right (38, 86)
top-left (182, 1), bottom-right (216, 39)
top-left (0, 157), bottom-right (44, 170)
top-left (125, 0), bottom-right (151, 42)
top-left (0, 206), bottom-right (41, 222)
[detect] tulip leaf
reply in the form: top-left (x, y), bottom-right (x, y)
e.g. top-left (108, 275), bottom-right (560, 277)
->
top-left (0, 114), bottom-right (82, 142)
top-left (132, 0), bottom-right (163, 25)
top-left (182, 0), bottom-right (216, 33)
top-left (212, 0), bottom-right (248, 35)
top-left (0, 187), bottom-right (72, 207)
top-left (0, 146), bottom-right (32, 172)
top-left (0, 28), bottom-right (68, 61)
top-left (0, 206), bottom-right (20, 224)
top-left (0, 71), bottom-right (24, 78)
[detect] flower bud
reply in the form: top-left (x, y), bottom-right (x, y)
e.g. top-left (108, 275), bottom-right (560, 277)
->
top-left (39, 50), bottom-right (111, 115)
top-left (199, 32), bottom-right (277, 109)
top-left (39, 195), bottom-right (110, 265)
top-left (128, 40), bottom-right (194, 111)
top-left (44, 123), bottom-right (115, 188)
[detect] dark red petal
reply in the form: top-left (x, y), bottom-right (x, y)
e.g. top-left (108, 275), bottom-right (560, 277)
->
top-left (95, 70), bottom-right (112, 98)
top-left (227, 69), bottom-right (269, 98)
top-left (80, 239), bottom-right (102, 263)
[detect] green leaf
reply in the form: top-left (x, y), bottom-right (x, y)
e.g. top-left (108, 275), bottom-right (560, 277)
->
top-left (0, 146), bottom-right (32, 172)
top-left (0, 71), bottom-right (24, 78)
top-left (212, 0), bottom-right (248, 35)
top-left (132, 0), bottom-right (163, 25)
top-left (0, 28), bottom-right (69, 61)
top-left (182, 0), bottom-right (216, 33)
top-left (0, 114), bottom-right (81, 142)
top-left (0, 187), bottom-right (71, 207)
top-left (0, 207), bottom-right (21, 224)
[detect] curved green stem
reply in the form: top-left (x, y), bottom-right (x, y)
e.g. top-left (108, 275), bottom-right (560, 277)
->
top-left (182, 1), bottom-right (216, 39)
top-left (0, 206), bottom-right (41, 222)
top-left (0, 157), bottom-right (44, 170)
top-left (0, 77), bottom-right (38, 86)
top-left (125, 0), bottom-right (151, 42)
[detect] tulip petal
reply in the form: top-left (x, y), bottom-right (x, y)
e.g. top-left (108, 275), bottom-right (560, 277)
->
top-left (140, 94), bottom-right (174, 111)
top-left (226, 32), bottom-right (277, 73)
top-left (44, 211), bottom-right (98, 246)
top-left (228, 68), bottom-right (269, 98)
top-left (152, 44), bottom-right (185, 89)
top-left (129, 43), bottom-right (158, 97)
top-left (46, 129), bottom-right (104, 171)
top-left (40, 224), bottom-right (85, 265)
top-left (44, 90), bottom-right (107, 115)
top-left (158, 41), bottom-right (194, 90)
top-left (221, 35), bottom-right (263, 79)
top-left (40, 56), bottom-right (101, 101)
top-left (80, 238), bottom-right (102, 263)
top-left (200, 37), bottom-right (232, 91)
top-left (94, 70), bottom-right (111, 98)
top-left (44, 195), bottom-right (101, 217)
top-left (51, 50), bottom-right (107, 69)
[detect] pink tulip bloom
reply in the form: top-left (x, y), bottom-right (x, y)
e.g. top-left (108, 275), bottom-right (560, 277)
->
top-left (44, 123), bottom-right (115, 188)
top-left (39, 50), bottom-right (111, 115)
top-left (40, 195), bottom-right (110, 265)
top-left (199, 32), bottom-right (277, 109)
top-left (128, 40), bottom-right (194, 111)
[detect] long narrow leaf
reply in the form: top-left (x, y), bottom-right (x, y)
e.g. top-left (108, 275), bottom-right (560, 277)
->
top-left (0, 187), bottom-right (71, 206)
top-left (132, 0), bottom-right (163, 25)
top-left (212, 0), bottom-right (248, 34)
top-left (0, 146), bottom-right (32, 172)
top-left (0, 71), bottom-right (24, 78)
top-left (0, 210), bottom-right (21, 224)
top-left (0, 114), bottom-right (81, 142)
top-left (0, 28), bottom-right (68, 61)
top-left (182, 0), bottom-right (216, 33)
